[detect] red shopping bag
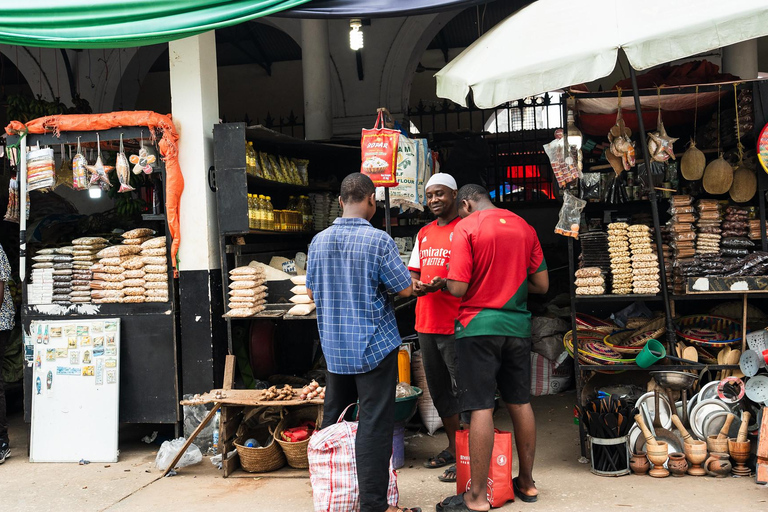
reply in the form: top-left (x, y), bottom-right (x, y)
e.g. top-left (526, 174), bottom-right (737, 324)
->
top-left (456, 429), bottom-right (515, 507)
top-left (360, 111), bottom-right (400, 187)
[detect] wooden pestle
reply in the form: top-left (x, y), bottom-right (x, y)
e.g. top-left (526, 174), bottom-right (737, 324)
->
top-left (671, 414), bottom-right (694, 444)
top-left (737, 412), bottom-right (751, 443)
top-left (634, 413), bottom-right (658, 446)
top-left (717, 413), bottom-right (735, 440)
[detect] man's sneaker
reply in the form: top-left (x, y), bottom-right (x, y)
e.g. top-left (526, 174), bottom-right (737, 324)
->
top-left (0, 443), bottom-right (9, 464)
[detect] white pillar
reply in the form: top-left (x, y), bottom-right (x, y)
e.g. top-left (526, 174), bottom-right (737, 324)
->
top-left (722, 39), bottom-right (759, 80)
top-left (169, 32), bottom-right (225, 395)
top-left (169, 32), bottom-right (220, 270)
top-left (301, 19), bottom-right (333, 140)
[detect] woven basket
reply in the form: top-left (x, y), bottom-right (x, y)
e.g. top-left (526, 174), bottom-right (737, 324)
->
top-left (576, 314), bottom-right (615, 332)
top-left (235, 428), bottom-right (286, 473)
top-left (675, 315), bottom-right (742, 347)
top-left (274, 405), bottom-right (323, 469)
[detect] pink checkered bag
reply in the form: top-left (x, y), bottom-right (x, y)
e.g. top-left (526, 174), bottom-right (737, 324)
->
top-left (308, 404), bottom-right (399, 512)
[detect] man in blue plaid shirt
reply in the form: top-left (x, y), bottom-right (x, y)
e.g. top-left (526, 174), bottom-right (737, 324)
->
top-left (307, 173), bottom-right (419, 512)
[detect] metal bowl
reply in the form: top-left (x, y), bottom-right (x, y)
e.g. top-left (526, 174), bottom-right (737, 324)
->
top-left (649, 371), bottom-right (698, 391)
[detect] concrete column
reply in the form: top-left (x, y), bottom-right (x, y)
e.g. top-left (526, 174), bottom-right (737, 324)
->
top-left (301, 19), bottom-right (333, 140)
top-left (722, 39), bottom-right (759, 80)
top-left (169, 32), bottom-right (227, 395)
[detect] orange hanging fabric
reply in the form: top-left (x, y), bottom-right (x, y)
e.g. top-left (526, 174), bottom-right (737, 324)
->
top-left (6, 111), bottom-right (184, 275)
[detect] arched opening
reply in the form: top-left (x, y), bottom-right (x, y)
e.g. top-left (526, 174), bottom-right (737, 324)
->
top-left (131, 22), bottom-right (304, 136)
top-left (0, 51), bottom-right (34, 129)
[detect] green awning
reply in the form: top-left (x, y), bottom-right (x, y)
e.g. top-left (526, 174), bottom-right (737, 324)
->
top-left (0, 0), bottom-right (311, 49)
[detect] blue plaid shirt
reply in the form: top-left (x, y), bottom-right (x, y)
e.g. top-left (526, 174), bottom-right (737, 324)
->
top-left (306, 217), bottom-right (411, 375)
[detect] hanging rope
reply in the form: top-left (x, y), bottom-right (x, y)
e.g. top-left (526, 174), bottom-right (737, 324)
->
top-left (717, 85), bottom-right (722, 158)
top-left (734, 83), bottom-right (745, 162)
top-left (693, 85), bottom-right (698, 143)
top-left (55, 49), bottom-right (60, 99)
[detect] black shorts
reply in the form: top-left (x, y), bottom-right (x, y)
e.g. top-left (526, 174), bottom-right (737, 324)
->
top-left (455, 335), bottom-right (532, 411)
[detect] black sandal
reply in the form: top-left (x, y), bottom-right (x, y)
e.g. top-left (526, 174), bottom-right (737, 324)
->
top-left (423, 449), bottom-right (455, 468)
top-left (512, 477), bottom-right (538, 503)
top-left (437, 464), bottom-right (457, 483)
top-left (437, 494), bottom-right (489, 512)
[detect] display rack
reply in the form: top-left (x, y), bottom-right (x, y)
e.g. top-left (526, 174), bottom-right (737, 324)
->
top-left (211, 123), bottom-right (359, 352)
top-left (7, 127), bottom-right (181, 426)
top-left (565, 81), bottom-right (768, 456)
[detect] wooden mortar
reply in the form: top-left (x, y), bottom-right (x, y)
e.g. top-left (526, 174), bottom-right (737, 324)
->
top-left (684, 440), bottom-right (708, 476)
top-left (647, 441), bottom-right (670, 478)
top-left (707, 435), bottom-right (729, 455)
top-left (728, 438), bottom-right (751, 476)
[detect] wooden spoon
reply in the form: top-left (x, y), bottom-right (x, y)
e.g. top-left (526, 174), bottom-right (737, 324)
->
top-left (717, 347), bottom-right (728, 380)
top-left (717, 413), bottom-right (735, 440)
top-left (737, 412), bottom-right (751, 443)
top-left (634, 413), bottom-right (658, 447)
top-left (671, 413), bottom-right (694, 444)
top-left (683, 346), bottom-right (698, 374)
top-left (723, 349), bottom-right (740, 380)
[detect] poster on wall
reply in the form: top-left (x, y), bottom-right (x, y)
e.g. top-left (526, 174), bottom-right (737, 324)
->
top-left (30, 318), bottom-right (121, 463)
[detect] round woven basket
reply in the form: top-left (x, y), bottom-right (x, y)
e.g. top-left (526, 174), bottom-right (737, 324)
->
top-left (675, 315), bottom-right (742, 347)
top-left (235, 428), bottom-right (286, 473)
top-left (274, 405), bottom-right (323, 469)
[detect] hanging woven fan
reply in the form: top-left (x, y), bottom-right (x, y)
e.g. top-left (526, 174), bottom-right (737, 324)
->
top-left (703, 86), bottom-right (734, 195)
top-left (681, 86), bottom-right (706, 180)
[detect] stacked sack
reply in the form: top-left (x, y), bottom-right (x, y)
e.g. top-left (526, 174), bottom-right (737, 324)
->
top-left (574, 267), bottom-right (605, 296)
top-left (51, 248), bottom-right (75, 304)
top-left (91, 244), bottom-right (141, 304)
top-left (607, 222), bottom-right (632, 294)
top-left (139, 236), bottom-right (170, 302)
top-left (696, 199), bottom-right (722, 256)
top-left (227, 266), bottom-right (267, 316)
top-left (628, 224), bottom-right (660, 295)
top-left (721, 206), bottom-right (753, 258)
top-left (29, 249), bottom-right (55, 305)
top-left (72, 237), bottom-right (109, 303)
top-left (287, 275), bottom-right (316, 315)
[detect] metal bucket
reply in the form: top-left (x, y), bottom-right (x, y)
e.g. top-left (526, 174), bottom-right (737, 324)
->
top-left (588, 435), bottom-right (631, 477)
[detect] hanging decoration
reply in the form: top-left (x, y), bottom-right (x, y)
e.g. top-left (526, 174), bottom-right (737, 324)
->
top-left (72, 137), bottom-right (89, 190)
top-left (86, 133), bottom-right (114, 190)
top-left (116, 133), bottom-right (134, 193)
top-left (703, 86), bottom-right (734, 195)
top-left (607, 89), bottom-right (635, 174)
top-left (647, 88), bottom-right (678, 163)
top-left (129, 135), bottom-right (156, 175)
top-left (681, 86), bottom-right (706, 180)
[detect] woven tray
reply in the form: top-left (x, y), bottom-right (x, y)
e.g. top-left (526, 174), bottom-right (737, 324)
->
top-left (675, 315), bottom-right (742, 347)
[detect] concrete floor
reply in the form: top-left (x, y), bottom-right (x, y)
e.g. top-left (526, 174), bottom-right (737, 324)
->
top-left (3, 391), bottom-right (766, 511)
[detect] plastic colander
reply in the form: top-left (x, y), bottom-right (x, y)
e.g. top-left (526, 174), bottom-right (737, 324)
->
top-left (739, 350), bottom-right (765, 377)
top-left (745, 375), bottom-right (768, 406)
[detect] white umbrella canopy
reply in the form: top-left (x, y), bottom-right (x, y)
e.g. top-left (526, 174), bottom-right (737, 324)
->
top-left (436, 0), bottom-right (768, 109)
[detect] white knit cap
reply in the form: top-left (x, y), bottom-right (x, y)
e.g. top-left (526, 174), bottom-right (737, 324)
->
top-left (425, 173), bottom-right (457, 191)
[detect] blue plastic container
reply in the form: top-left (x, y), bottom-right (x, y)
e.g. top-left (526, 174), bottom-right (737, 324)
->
top-left (392, 421), bottom-right (406, 469)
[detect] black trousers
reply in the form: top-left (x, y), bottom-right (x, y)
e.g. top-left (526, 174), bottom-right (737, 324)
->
top-left (0, 329), bottom-right (9, 446)
top-left (321, 348), bottom-right (398, 512)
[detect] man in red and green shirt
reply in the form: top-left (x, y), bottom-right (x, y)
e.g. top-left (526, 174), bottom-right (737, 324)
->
top-left (407, 173), bottom-right (462, 482)
top-left (440, 184), bottom-right (548, 512)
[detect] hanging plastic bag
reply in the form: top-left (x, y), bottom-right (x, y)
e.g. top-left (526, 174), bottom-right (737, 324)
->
top-left (4, 174), bottom-right (19, 223)
top-left (361, 111), bottom-right (399, 187)
top-left (456, 429), bottom-right (515, 508)
top-left (543, 129), bottom-right (581, 188)
top-left (27, 146), bottom-right (55, 192)
top-left (72, 137), bottom-right (89, 190)
top-left (375, 135), bottom-right (423, 211)
top-left (554, 191), bottom-right (586, 239)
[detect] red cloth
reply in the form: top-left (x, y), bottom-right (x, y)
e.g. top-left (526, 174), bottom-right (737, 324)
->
top-left (408, 217), bottom-right (462, 335)
top-left (612, 60), bottom-right (740, 90)
top-left (6, 111), bottom-right (183, 274)
top-left (448, 209), bottom-right (545, 339)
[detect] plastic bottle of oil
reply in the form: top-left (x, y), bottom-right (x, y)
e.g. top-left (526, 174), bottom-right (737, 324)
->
top-left (265, 196), bottom-right (275, 231)
top-left (256, 194), bottom-right (266, 230)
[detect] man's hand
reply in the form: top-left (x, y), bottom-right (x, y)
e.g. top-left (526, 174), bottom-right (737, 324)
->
top-left (421, 276), bottom-right (447, 294)
top-left (412, 279), bottom-right (427, 297)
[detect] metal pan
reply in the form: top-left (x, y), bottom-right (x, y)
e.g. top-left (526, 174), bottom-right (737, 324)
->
top-left (701, 410), bottom-right (742, 440)
top-left (690, 399), bottom-right (731, 440)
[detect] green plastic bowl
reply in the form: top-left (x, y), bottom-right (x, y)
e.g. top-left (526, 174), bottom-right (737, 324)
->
top-left (351, 386), bottom-right (423, 423)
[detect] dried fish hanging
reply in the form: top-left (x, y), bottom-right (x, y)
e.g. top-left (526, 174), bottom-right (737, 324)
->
top-left (681, 86), bottom-right (706, 180)
top-left (116, 133), bottom-right (134, 193)
top-left (730, 83), bottom-right (757, 203)
top-left (72, 137), bottom-right (89, 190)
top-left (607, 88), bottom-right (635, 174)
top-left (703, 86), bottom-right (734, 195)
top-left (647, 88), bottom-right (677, 163)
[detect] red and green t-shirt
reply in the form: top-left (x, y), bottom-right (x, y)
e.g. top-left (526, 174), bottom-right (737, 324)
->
top-left (447, 209), bottom-right (546, 339)
top-left (408, 217), bottom-right (462, 335)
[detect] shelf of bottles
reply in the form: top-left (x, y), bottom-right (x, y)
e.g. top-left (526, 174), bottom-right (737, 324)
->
top-left (247, 193), bottom-right (314, 233)
top-left (245, 141), bottom-right (308, 186)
